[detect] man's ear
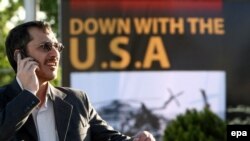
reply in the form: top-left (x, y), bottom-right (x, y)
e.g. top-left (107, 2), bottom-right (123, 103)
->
top-left (14, 49), bottom-right (20, 62)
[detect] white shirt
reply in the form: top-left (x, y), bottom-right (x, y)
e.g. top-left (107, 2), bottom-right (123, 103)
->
top-left (16, 77), bottom-right (59, 141)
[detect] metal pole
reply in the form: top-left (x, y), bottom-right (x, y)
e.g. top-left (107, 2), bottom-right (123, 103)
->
top-left (24, 0), bottom-right (37, 22)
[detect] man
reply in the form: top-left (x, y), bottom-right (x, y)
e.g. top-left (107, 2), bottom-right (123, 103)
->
top-left (0, 21), bottom-right (155, 141)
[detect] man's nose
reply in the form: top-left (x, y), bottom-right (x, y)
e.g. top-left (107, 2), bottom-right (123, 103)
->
top-left (48, 46), bottom-right (60, 57)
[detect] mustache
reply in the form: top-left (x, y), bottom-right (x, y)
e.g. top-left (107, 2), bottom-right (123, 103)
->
top-left (48, 57), bottom-right (58, 61)
top-left (45, 57), bottom-right (59, 64)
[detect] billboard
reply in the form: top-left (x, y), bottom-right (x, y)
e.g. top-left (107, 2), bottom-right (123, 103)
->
top-left (60, 0), bottom-right (250, 139)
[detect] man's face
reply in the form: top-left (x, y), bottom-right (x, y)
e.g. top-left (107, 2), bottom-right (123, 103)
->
top-left (26, 27), bottom-right (60, 82)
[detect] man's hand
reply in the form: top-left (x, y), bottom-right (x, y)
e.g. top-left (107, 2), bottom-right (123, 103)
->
top-left (16, 52), bottom-right (39, 94)
top-left (133, 131), bottom-right (156, 141)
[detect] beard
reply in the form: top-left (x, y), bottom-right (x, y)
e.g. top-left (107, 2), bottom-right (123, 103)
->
top-left (36, 66), bottom-right (58, 83)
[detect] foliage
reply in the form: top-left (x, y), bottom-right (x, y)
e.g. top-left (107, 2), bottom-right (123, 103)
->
top-left (0, 0), bottom-right (22, 86)
top-left (39, 0), bottom-right (59, 35)
top-left (163, 107), bottom-right (226, 141)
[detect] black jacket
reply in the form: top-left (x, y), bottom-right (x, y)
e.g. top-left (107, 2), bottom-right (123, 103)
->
top-left (0, 80), bottom-right (132, 141)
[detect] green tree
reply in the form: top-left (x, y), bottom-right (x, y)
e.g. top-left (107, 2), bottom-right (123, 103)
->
top-left (39, 0), bottom-right (58, 34)
top-left (163, 107), bottom-right (226, 141)
top-left (0, 0), bottom-right (22, 86)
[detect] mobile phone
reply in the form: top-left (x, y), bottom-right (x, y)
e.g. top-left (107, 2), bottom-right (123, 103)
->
top-left (19, 50), bottom-right (28, 59)
top-left (14, 49), bottom-right (28, 61)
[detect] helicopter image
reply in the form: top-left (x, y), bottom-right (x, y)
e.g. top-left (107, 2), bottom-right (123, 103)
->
top-left (95, 88), bottom-right (185, 140)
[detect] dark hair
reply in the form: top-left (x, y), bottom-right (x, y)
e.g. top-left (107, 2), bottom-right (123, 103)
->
top-left (5, 21), bottom-right (51, 72)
